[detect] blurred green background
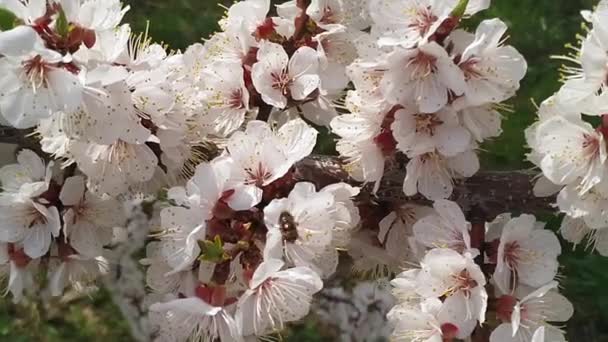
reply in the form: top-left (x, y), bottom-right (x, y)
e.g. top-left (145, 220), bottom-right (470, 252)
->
top-left (3, 0), bottom-right (608, 341)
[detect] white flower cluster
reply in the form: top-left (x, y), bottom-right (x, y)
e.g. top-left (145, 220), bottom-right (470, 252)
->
top-left (144, 119), bottom-right (360, 341)
top-left (0, 0), bottom-right (578, 341)
top-left (0, 149), bottom-right (122, 301)
top-left (330, 0), bottom-right (527, 199)
top-left (526, 0), bottom-right (608, 256)
top-left (385, 200), bottom-right (573, 342)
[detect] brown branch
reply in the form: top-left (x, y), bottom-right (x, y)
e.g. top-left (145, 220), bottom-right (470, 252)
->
top-left (295, 155), bottom-right (556, 220)
top-left (0, 125), bottom-right (556, 219)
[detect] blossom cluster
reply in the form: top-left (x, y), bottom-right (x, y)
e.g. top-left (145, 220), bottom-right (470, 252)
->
top-left (0, 0), bottom-right (579, 341)
top-left (330, 0), bottom-right (527, 199)
top-left (526, 0), bottom-right (608, 256)
top-left (386, 200), bottom-right (573, 342)
top-left (0, 149), bottom-right (122, 301)
top-left (144, 119), bottom-right (361, 341)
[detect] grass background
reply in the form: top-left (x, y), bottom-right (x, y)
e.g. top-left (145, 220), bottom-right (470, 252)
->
top-left (2, 0), bottom-right (608, 340)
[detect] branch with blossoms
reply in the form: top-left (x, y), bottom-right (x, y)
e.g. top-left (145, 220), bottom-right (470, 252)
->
top-left (0, 0), bottom-right (600, 341)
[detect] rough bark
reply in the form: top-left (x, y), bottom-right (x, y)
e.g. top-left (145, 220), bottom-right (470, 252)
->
top-left (295, 155), bottom-right (556, 220)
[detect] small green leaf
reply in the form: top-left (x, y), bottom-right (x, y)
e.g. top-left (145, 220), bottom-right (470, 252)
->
top-left (56, 8), bottom-right (69, 38)
top-left (451, 0), bottom-right (470, 18)
top-left (0, 8), bottom-right (18, 31)
top-left (198, 235), bottom-right (230, 263)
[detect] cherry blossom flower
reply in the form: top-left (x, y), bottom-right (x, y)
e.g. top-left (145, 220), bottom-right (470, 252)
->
top-left (560, 216), bottom-right (608, 257)
top-left (491, 281), bottom-right (573, 342)
top-left (392, 106), bottom-right (472, 158)
top-left (70, 140), bottom-right (158, 196)
top-left (0, 26), bottom-right (83, 128)
top-left (60, 0), bottom-right (130, 32)
top-left (388, 297), bottom-right (476, 342)
top-left (404, 150), bottom-right (480, 200)
top-left (226, 119), bottom-right (317, 195)
top-left (369, 0), bottom-right (490, 48)
top-left (199, 61), bottom-right (250, 136)
top-left (450, 18), bottom-right (527, 106)
top-left (491, 214), bottom-right (561, 293)
top-left (378, 204), bottom-right (433, 263)
top-left (59, 176), bottom-right (125, 258)
top-left (150, 293), bottom-right (242, 342)
top-left (142, 241), bottom-right (197, 295)
top-left (264, 182), bottom-right (338, 277)
top-left (534, 115), bottom-right (607, 194)
top-left (2, 244), bottom-right (39, 302)
top-left (413, 199), bottom-right (472, 253)
top-left (381, 42), bottom-right (466, 113)
top-left (330, 95), bottom-right (396, 190)
top-left (415, 248), bottom-right (488, 323)
top-left (251, 41), bottom-right (320, 109)
top-left (235, 259), bottom-right (323, 336)
top-left (0, 150), bottom-right (59, 259)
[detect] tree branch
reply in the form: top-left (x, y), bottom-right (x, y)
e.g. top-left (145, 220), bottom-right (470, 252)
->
top-left (0, 125), bottom-right (556, 219)
top-left (295, 155), bottom-right (556, 220)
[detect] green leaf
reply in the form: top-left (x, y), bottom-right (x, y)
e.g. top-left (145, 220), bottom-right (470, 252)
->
top-left (198, 235), bottom-right (229, 263)
top-left (451, 0), bottom-right (470, 18)
top-left (0, 8), bottom-right (17, 31)
top-left (56, 8), bottom-right (69, 38)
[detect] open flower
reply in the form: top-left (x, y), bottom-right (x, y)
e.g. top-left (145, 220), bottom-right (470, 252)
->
top-left (0, 26), bottom-right (83, 128)
top-left (392, 106), bottom-right (472, 157)
top-left (413, 199), bottom-right (472, 253)
top-left (226, 119), bottom-right (317, 199)
top-left (60, 0), bottom-right (130, 32)
top-left (389, 297), bottom-right (476, 342)
top-left (252, 41), bottom-right (320, 109)
top-left (150, 292), bottom-right (242, 342)
top-left (415, 248), bottom-right (488, 323)
top-left (491, 281), bottom-right (573, 342)
top-left (264, 182), bottom-right (337, 277)
top-left (370, 0), bottom-right (490, 48)
top-left (451, 19), bottom-right (527, 106)
top-left (235, 259), bottom-right (323, 336)
top-left (199, 61), bottom-right (250, 136)
top-left (0, 150), bottom-right (59, 259)
top-left (492, 214), bottom-right (561, 293)
top-left (534, 115), bottom-right (607, 194)
top-left (59, 176), bottom-right (124, 258)
top-left (404, 150), bottom-right (480, 200)
top-left (381, 42), bottom-right (466, 113)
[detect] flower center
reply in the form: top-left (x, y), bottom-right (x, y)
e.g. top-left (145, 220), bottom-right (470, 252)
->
top-left (582, 132), bottom-right (601, 161)
top-left (409, 7), bottom-right (438, 37)
top-left (504, 240), bottom-right (521, 268)
top-left (22, 55), bottom-right (52, 90)
top-left (407, 52), bottom-right (438, 80)
top-left (449, 269), bottom-right (478, 296)
top-left (414, 113), bottom-right (444, 136)
top-left (229, 89), bottom-right (245, 109)
top-left (107, 140), bottom-right (134, 165)
top-left (244, 162), bottom-right (273, 187)
top-left (271, 70), bottom-right (292, 96)
top-left (459, 57), bottom-right (484, 80)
